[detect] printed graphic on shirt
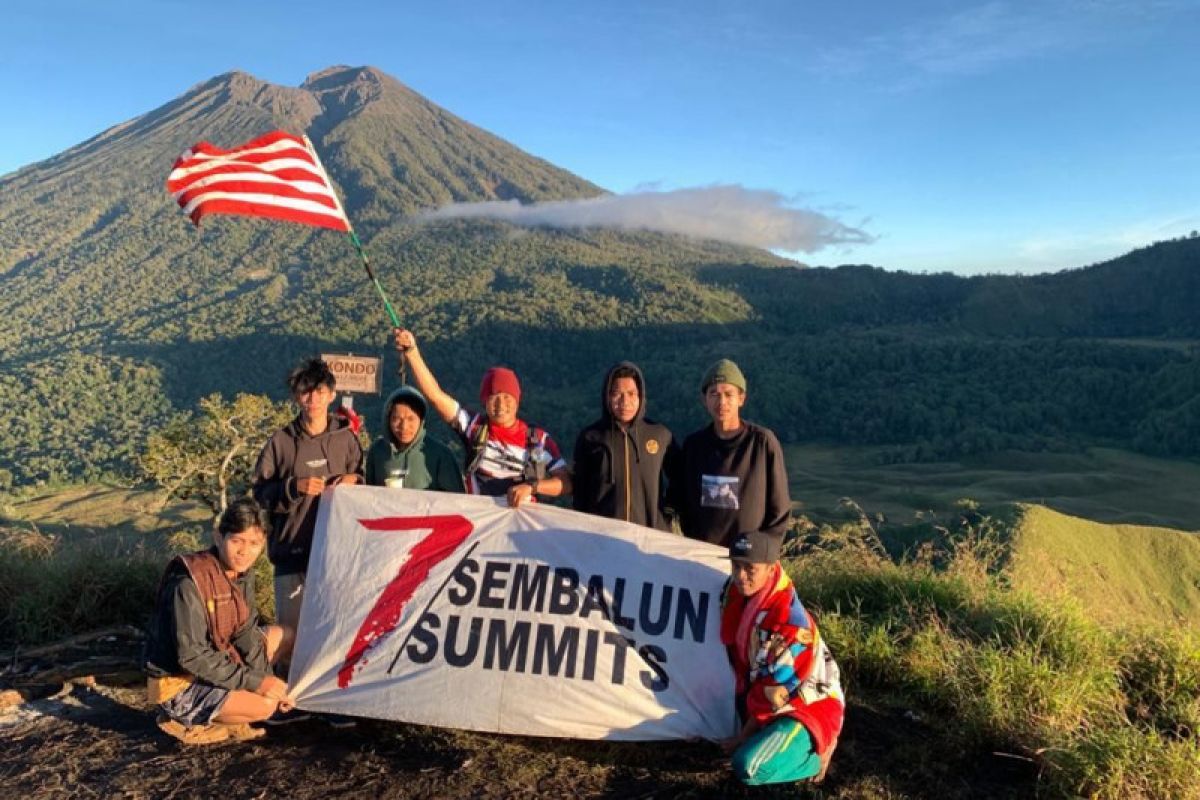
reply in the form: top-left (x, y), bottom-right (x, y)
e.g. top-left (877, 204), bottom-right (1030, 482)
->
top-left (645, 439), bottom-right (660, 455)
top-left (701, 474), bottom-right (740, 509)
top-left (305, 458), bottom-right (328, 470)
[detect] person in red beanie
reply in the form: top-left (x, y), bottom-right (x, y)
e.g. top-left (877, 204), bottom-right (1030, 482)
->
top-left (394, 329), bottom-right (569, 505)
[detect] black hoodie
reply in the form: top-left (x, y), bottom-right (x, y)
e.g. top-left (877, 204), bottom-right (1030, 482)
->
top-left (252, 413), bottom-right (364, 575)
top-left (571, 362), bottom-right (679, 532)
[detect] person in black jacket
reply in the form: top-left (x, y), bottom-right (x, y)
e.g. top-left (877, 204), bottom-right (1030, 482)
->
top-left (144, 499), bottom-right (293, 744)
top-left (676, 359), bottom-right (791, 547)
top-left (571, 362), bottom-right (679, 532)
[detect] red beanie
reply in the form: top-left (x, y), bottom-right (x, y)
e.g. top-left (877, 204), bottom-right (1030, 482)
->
top-left (479, 367), bottom-right (521, 406)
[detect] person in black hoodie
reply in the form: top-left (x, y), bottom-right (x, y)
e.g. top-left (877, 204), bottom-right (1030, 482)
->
top-left (571, 362), bottom-right (679, 532)
top-left (253, 358), bottom-right (364, 635)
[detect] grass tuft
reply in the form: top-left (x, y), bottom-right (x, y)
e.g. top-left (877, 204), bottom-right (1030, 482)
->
top-left (0, 528), bottom-right (161, 646)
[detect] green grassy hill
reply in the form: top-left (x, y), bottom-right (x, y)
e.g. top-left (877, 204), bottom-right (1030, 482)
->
top-left (1007, 503), bottom-right (1200, 631)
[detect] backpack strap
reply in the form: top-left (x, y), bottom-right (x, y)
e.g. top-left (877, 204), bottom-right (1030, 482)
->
top-left (522, 426), bottom-right (549, 482)
top-left (464, 414), bottom-right (490, 476)
top-left (174, 551), bottom-right (250, 665)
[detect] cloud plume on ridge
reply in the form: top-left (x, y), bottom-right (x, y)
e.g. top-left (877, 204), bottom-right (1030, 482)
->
top-left (416, 185), bottom-right (874, 254)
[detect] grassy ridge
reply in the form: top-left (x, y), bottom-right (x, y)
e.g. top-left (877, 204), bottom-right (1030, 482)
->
top-left (788, 444), bottom-right (1200, 531)
top-left (797, 519), bottom-right (1200, 799)
top-left (1008, 504), bottom-right (1200, 630)
top-left (0, 486), bottom-right (273, 644)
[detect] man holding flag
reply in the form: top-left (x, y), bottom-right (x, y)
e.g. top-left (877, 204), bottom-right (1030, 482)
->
top-left (394, 328), bottom-right (570, 506)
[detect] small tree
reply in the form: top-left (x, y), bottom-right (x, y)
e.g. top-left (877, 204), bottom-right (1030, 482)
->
top-left (141, 393), bottom-right (293, 523)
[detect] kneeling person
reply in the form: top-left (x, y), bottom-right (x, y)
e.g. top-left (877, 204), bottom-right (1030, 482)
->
top-left (721, 531), bottom-right (844, 785)
top-left (144, 499), bottom-right (294, 745)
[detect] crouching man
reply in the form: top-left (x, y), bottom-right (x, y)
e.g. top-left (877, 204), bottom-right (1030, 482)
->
top-left (721, 531), bottom-right (845, 785)
top-left (143, 498), bottom-right (295, 745)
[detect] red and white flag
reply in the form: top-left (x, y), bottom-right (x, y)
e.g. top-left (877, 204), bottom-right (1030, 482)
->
top-left (166, 130), bottom-right (350, 231)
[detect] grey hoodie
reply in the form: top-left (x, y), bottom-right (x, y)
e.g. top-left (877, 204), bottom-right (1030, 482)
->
top-left (253, 413), bottom-right (364, 575)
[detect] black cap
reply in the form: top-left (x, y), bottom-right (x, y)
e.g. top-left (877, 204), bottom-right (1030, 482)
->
top-left (726, 531), bottom-right (781, 564)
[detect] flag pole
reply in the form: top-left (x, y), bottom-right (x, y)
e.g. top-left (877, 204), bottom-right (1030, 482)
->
top-left (304, 136), bottom-right (402, 329)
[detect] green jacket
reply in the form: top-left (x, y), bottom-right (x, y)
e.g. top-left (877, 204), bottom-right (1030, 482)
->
top-left (365, 386), bottom-right (464, 493)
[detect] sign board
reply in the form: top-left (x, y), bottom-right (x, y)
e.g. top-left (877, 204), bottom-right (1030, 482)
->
top-left (320, 353), bottom-right (381, 395)
top-left (289, 488), bottom-right (738, 741)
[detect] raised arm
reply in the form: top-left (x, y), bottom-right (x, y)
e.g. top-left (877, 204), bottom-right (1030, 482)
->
top-left (394, 328), bottom-right (458, 424)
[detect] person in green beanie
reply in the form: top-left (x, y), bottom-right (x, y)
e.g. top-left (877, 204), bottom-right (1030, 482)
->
top-left (365, 386), bottom-right (464, 493)
top-left (675, 359), bottom-right (792, 547)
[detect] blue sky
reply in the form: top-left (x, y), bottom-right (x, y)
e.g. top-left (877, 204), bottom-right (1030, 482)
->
top-left (3, 0), bottom-right (1199, 274)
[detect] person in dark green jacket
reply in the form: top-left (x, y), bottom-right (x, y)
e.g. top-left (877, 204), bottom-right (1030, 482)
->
top-left (365, 385), bottom-right (464, 493)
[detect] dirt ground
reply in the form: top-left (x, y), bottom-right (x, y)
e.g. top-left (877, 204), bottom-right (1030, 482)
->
top-left (1, 630), bottom-right (1039, 800)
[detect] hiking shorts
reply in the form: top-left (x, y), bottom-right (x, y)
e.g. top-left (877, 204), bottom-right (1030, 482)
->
top-left (158, 680), bottom-right (230, 727)
top-left (731, 717), bottom-right (821, 785)
top-left (274, 572), bottom-right (306, 633)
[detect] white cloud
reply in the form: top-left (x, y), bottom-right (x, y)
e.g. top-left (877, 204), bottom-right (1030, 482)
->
top-left (417, 185), bottom-right (875, 254)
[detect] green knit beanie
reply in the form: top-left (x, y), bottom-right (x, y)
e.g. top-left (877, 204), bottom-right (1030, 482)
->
top-left (700, 358), bottom-right (747, 393)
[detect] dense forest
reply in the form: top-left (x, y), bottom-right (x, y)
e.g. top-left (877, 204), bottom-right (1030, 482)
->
top-left (1, 66), bottom-right (1198, 487)
top-left (2, 232), bottom-right (1198, 487)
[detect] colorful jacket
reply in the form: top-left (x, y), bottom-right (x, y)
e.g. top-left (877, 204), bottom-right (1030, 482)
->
top-left (253, 413), bottom-right (364, 574)
top-left (143, 548), bottom-right (271, 691)
top-left (720, 563), bottom-right (844, 754)
top-left (571, 361), bottom-right (679, 531)
top-left (365, 386), bottom-right (464, 493)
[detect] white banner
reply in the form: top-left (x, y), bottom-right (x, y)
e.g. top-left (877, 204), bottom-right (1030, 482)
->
top-left (288, 487), bottom-right (737, 741)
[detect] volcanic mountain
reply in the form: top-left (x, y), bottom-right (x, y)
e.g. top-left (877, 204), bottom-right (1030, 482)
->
top-left (0, 65), bottom-right (789, 484)
top-left (0, 65), bottom-right (622, 354)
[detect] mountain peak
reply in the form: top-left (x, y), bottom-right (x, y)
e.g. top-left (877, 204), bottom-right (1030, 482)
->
top-left (297, 65), bottom-right (389, 116)
top-left (220, 69), bottom-right (275, 101)
top-left (302, 65), bottom-right (392, 91)
top-left (0, 62), bottom-right (602, 236)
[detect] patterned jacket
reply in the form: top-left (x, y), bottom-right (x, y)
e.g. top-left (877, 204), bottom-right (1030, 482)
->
top-left (719, 563), bottom-right (845, 754)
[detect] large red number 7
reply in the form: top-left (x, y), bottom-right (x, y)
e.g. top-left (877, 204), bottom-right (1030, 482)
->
top-left (337, 515), bottom-right (474, 688)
